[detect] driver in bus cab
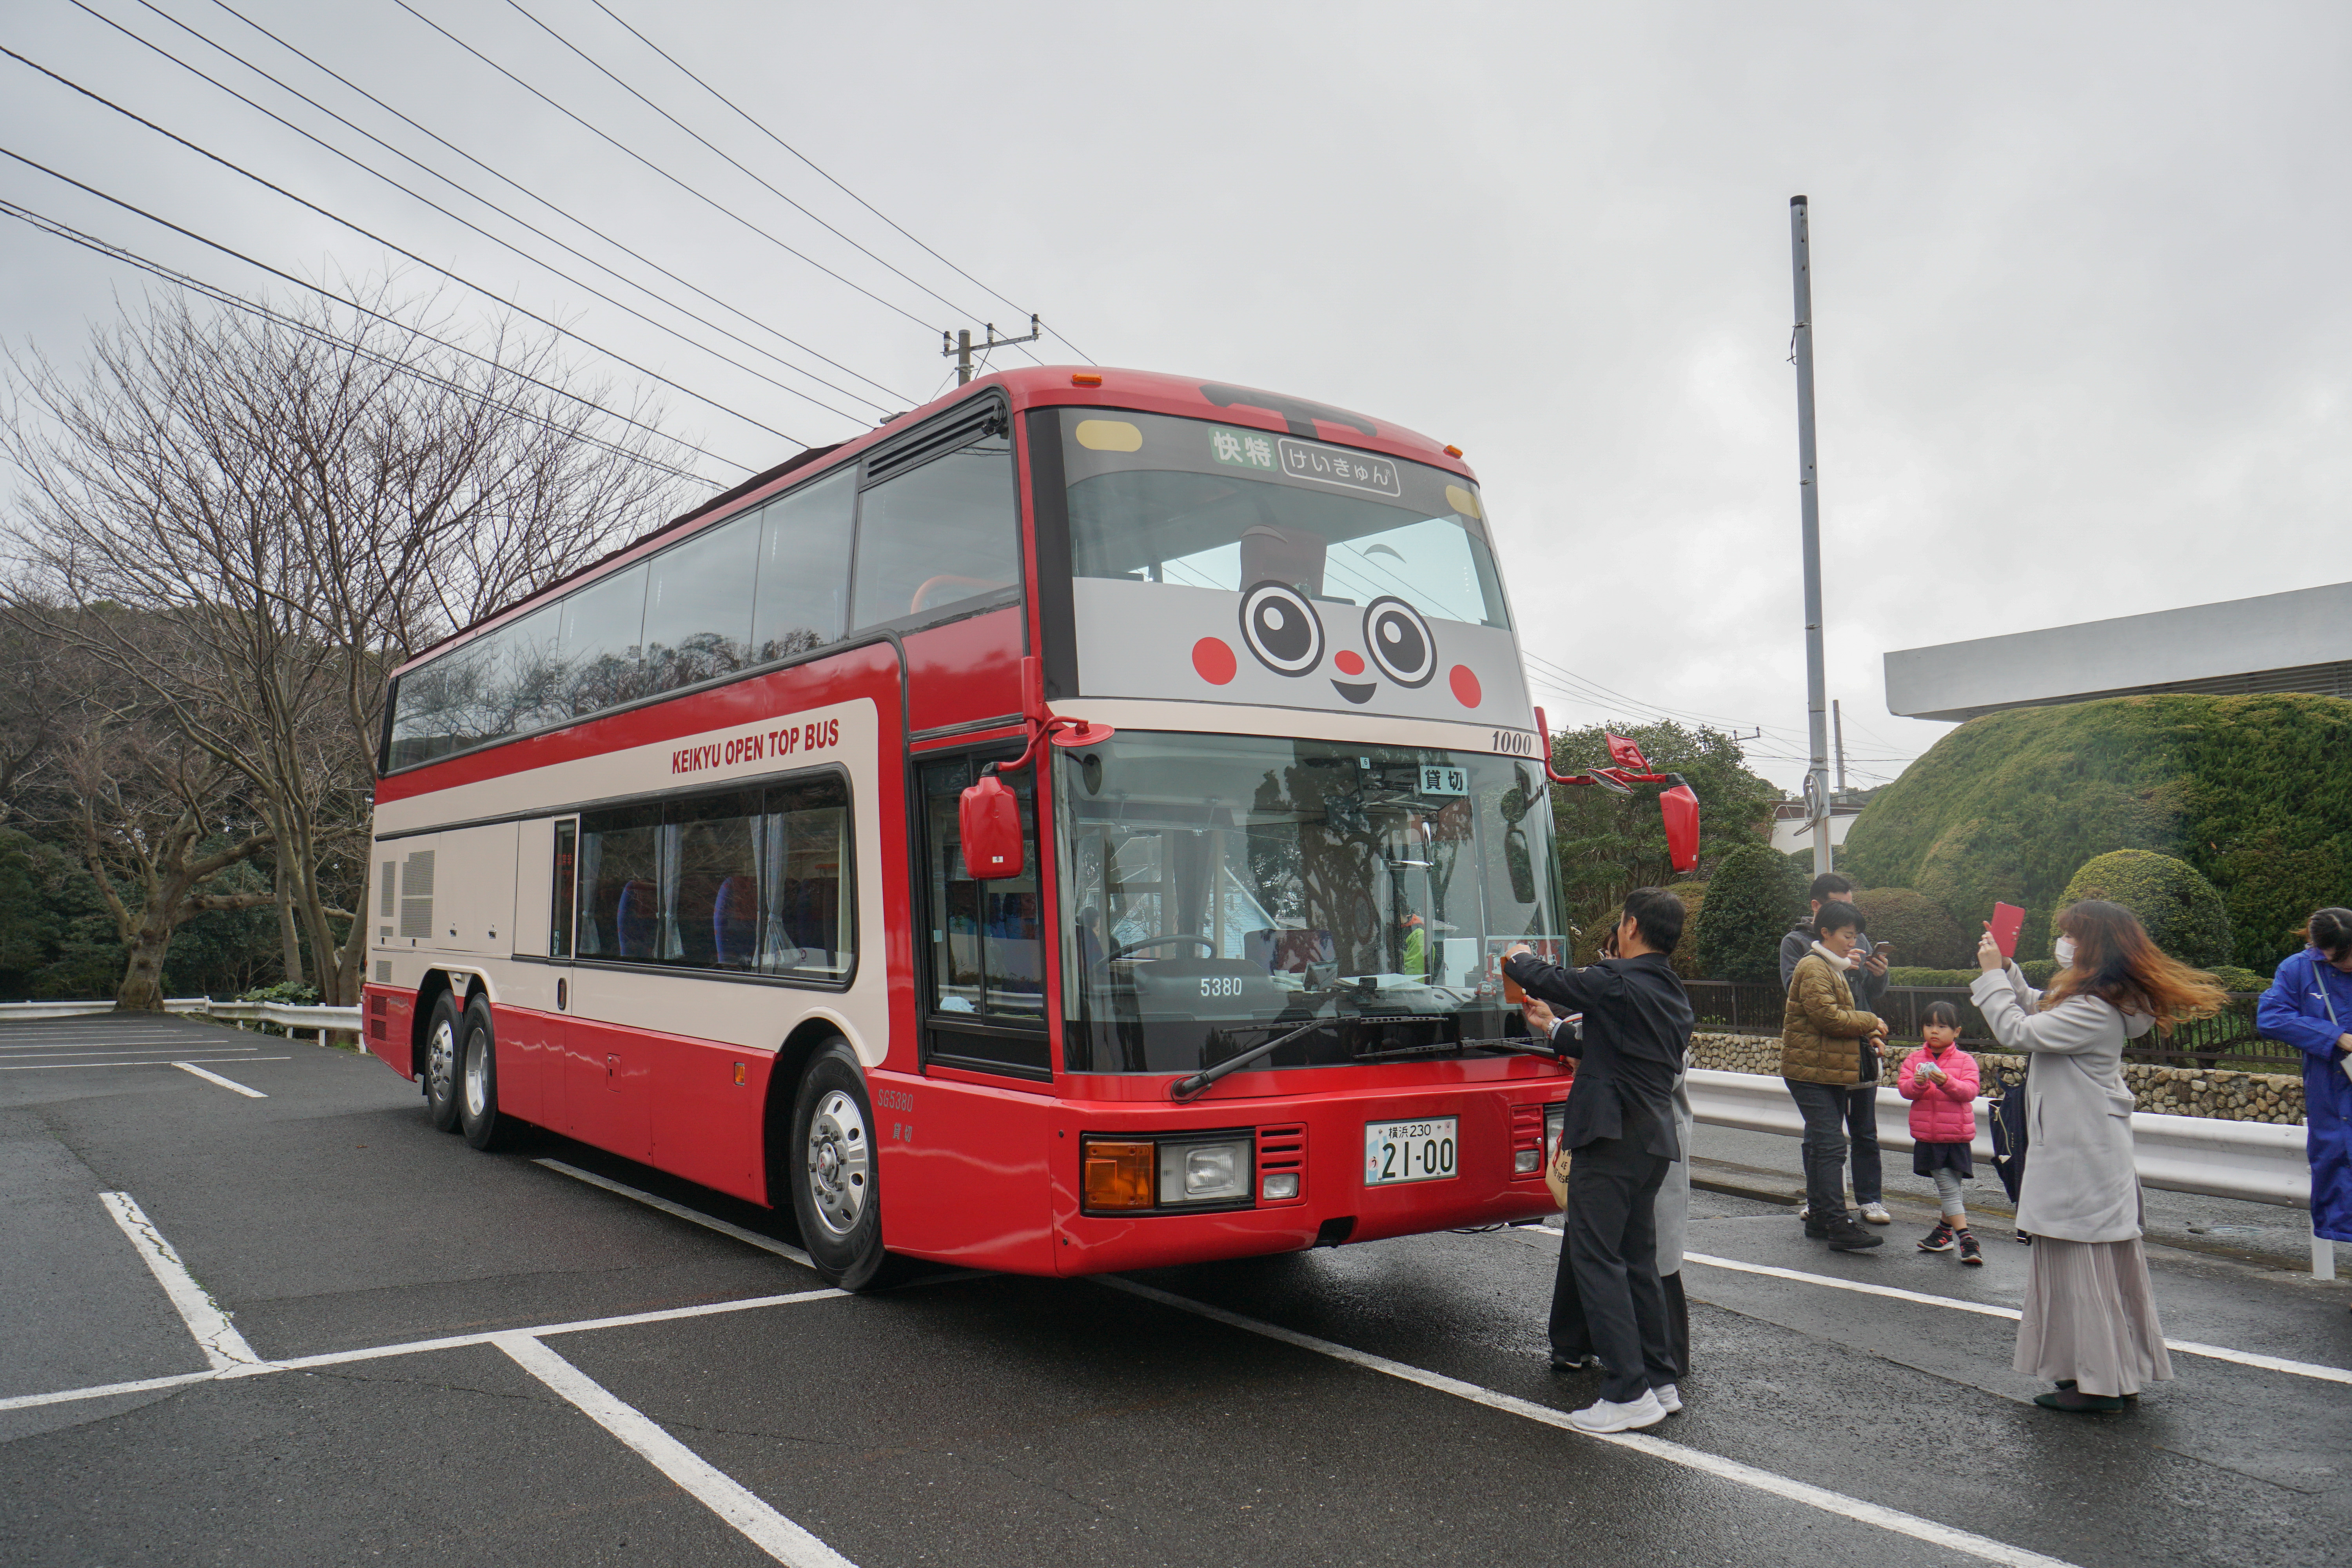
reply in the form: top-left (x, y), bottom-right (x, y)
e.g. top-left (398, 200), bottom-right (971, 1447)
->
top-left (1504, 886), bottom-right (1694, 1434)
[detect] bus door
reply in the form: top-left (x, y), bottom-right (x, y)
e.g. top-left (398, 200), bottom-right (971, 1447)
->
top-left (915, 751), bottom-right (1049, 1077)
top-left (499, 817), bottom-right (574, 1131)
top-left (564, 806), bottom-right (655, 1161)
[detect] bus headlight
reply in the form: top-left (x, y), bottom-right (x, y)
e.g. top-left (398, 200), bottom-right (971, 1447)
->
top-left (1082, 1140), bottom-right (1155, 1210)
top-left (1158, 1135), bottom-right (1252, 1205)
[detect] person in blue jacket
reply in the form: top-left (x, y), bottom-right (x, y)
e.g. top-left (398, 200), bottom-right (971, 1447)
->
top-left (2255, 906), bottom-right (2352, 1302)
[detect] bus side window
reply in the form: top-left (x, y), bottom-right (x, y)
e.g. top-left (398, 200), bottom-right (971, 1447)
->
top-left (753, 468), bottom-right (854, 661)
top-left (643, 509), bottom-right (759, 695)
top-left (851, 428), bottom-right (1018, 632)
top-left (551, 820), bottom-right (576, 958)
top-left (920, 755), bottom-right (1045, 1042)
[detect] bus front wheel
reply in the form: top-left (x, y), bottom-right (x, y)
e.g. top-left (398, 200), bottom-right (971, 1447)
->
top-left (788, 1042), bottom-right (893, 1290)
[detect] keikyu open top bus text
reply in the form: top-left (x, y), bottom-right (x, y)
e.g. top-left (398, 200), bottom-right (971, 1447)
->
top-left (670, 716), bottom-right (841, 776)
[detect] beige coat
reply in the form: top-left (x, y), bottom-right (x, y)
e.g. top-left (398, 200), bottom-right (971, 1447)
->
top-left (1779, 949), bottom-right (1886, 1085)
top-left (1971, 964), bottom-right (2154, 1243)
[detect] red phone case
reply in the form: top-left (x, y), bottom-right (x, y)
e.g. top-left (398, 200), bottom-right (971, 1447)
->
top-left (1988, 902), bottom-right (2026, 960)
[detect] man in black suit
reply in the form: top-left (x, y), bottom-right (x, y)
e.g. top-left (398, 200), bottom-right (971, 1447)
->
top-left (1505, 886), bottom-right (1694, 1434)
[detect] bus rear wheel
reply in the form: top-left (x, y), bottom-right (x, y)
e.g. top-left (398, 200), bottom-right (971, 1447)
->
top-left (423, 991), bottom-right (464, 1132)
top-left (787, 1042), bottom-right (894, 1291)
top-left (458, 998), bottom-right (519, 1151)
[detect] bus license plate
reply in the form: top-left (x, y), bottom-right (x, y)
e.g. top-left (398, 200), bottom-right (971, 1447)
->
top-left (1364, 1118), bottom-right (1458, 1186)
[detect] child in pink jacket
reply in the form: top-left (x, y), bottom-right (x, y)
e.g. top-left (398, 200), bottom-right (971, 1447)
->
top-left (1898, 1002), bottom-right (1984, 1264)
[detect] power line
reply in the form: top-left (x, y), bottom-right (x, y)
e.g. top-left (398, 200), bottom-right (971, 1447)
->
top-left (585, 0), bottom-right (1096, 366)
top-left (0, 45), bottom-right (807, 449)
top-left (506, 0), bottom-right (987, 329)
top-left (198, 0), bottom-right (913, 407)
top-left (0, 145), bottom-right (759, 476)
top-left (388, 0), bottom-right (946, 336)
top-left (80, 0), bottom-right (889, 423)
top-left (0, 198), bottom-right (719, 486)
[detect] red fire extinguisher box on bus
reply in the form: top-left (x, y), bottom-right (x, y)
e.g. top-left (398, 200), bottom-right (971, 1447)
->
top-left (959, 772), bottom-right (1024, 880)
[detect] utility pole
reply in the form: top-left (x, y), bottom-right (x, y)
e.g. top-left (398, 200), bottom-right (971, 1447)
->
top-left (1789, 195), bottom-right (1834, 875)
top-left (942, 314), bottom-right (1042, 385)
top-left (1833, 699), bottom-right (1847, 794)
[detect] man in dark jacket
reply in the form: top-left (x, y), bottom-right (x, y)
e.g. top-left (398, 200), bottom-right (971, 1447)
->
top-left (1505, 886), bottom-right (1693, 1434)
top-left (1778, 872), bottom-right (1894, 1225)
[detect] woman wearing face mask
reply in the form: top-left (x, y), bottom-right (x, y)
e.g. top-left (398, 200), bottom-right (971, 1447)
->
top-left (2255, 908), bottom-right (2352, 1306)
top-left (1974, 900), bottom-right (2225, 1411)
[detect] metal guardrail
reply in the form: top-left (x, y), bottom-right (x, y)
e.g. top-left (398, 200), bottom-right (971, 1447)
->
top-left (1684, 980), bottom-right (2301, 1073)
top-left (1686, 1067), bottom-right (2334, 1278)
top-left (0, 997), bottom-right (361, 1036)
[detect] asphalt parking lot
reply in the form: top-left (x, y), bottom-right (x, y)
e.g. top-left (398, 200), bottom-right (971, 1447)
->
top-left (4, 1013), bottom-right (2348, 1568)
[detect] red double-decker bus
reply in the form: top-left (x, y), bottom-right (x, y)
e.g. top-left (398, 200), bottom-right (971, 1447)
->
top-left (364, 367), bottom-right (1691, 1288)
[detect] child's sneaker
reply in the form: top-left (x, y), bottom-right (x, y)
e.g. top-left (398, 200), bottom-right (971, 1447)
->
top-left (1957, 1230), bottom-right (1983, 1265)
top-left (1918, 1222), bottom-right (1956, 1253)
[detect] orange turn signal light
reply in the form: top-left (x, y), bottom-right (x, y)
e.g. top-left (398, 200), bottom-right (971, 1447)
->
top-left (1444, 444), bottom-right (1463, 458)
top-left (1071, 371), bottom-right (1103, 387)
top-left (1082, 1138), bottom-right (1154, 1210)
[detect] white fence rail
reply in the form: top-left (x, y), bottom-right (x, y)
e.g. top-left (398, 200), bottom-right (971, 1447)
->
top-left (1686, 1067), bottom-right (2334, 1278)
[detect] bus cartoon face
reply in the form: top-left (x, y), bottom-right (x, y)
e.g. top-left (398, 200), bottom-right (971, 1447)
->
top-left (1052, 408), bottom-right (1530, 728)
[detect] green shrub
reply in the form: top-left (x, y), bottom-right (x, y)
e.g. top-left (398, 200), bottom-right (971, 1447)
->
top-left (1664, 880), bottom-right (1707, 980)
top-left (1838, 692), bottom-right (2352, 971)
top-left (2207, 964), bottom-right (2269, 994)
top-left (1693, 844), bottom-right (1806, 983)
top-left (1851, 887), bottom-right (1973, 969)
top-left (2055, 849), bottom-right (2234, 968)
top-left (1886, 966), bottom-right (1976, 987)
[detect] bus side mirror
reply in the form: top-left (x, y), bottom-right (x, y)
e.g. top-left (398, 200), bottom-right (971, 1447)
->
top-left (959, 773), bottom-right (1024, 880)
top-left (1660, 782), bottom-right (1700, 875)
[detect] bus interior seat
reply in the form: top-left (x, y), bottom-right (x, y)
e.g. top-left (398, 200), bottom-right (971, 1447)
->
top-left (615, 879), bottom-right (659, 958)
top-left (713, 876), bottom-right (757, 968)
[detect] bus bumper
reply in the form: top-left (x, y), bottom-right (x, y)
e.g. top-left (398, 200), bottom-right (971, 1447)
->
top-left (1044, 1075), bottom-right (1570, 1278)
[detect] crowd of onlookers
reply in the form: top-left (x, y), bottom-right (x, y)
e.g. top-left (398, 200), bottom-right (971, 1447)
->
top-left (1508, 875), bottom-right (2352, 1433)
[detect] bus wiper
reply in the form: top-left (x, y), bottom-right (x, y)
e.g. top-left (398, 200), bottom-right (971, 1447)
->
top-left (1169, 1013), bottom-right (1427, 1101)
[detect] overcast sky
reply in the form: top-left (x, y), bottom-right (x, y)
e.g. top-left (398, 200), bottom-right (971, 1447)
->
top-left (5, 1), bottom-right (2347, 791)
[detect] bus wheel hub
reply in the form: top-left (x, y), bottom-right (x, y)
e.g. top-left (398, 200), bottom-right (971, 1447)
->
top-left (806, 1091), bottom-right (869, 1236)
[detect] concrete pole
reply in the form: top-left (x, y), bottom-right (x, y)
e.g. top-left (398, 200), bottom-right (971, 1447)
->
top-left (956, 328), bottom-right (974, 386)
top-left (1790, 196), bottom-right (1834, 874)
top-left (1833, 698), bottom-right (1847, 794)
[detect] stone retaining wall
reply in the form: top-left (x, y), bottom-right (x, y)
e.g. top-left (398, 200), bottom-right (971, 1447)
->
top-left (1688, 1033), bottom-right (2306, 1126)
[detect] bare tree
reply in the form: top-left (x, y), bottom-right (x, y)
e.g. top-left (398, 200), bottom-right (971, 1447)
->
top-left (3, 282), bottom-right (688, 1005)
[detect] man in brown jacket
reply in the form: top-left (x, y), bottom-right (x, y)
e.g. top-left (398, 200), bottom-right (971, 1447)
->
top-left (1780, 900), bottom-right (1888, 1251)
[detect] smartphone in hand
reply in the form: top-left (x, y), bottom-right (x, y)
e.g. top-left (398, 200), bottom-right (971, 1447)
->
top-left (1987, 902), bottom-right (2026, 960)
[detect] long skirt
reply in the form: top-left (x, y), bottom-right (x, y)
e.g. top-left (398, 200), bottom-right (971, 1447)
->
top-left (2013, 1235), bottom-right (2174, 1397)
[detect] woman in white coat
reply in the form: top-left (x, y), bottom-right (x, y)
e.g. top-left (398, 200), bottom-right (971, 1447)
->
top-left (1972, 899), bottom-right (2225, 1412)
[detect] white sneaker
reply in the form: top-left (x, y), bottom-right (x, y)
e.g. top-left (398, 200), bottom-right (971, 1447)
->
top-left (1860, 1202), bottom-right (1892, 1225)
top-left (1653, 1383), bottom-right (1682, 1414)
top-left (1569, 1388), bottom-right (1667, 1433)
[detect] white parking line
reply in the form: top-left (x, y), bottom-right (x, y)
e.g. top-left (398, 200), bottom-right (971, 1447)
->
top-left (0, 1047), bottom-right (264, 1058)
top-left (0, 1055), bottom-right (291, 1072)
top-left (170, 1061), bottom-right (268, 1098)
top-left (0, 1286), bottom-right (846, 1412)
top-left (535, 1158), bottom-right (816, 1269)
top-left (1100, 1276), bottom-right (2077, 1568)
top-left (99, 1192), bottom-right (259, 1370)
top-left (498, 1334), bottom-right (857, 1567)
top-left (1676, 1247), bottom-right (2352, 1386)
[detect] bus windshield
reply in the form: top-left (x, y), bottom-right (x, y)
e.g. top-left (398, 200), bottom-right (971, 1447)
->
top-left (1056, 731), bottom-right (1565, 1074)
top-left (1061, 408), bottom-right (1510, 632)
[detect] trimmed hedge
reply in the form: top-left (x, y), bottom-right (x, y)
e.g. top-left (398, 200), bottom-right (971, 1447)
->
top-left (1664, 880), bottom-right (1708, 981)
top-left (1886, 960), bottom-right (2061, 987)
top-left (2056, 849), bottom-right (2233, 968)
top-left (1851, 887), bottom-right (1974, 969)
top-left (1693, 845), bottom-right (1806, 982)
top-left (1838, 693), bottom-right (2352, 970)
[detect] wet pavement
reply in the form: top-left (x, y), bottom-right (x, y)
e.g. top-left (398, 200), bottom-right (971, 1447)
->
top-left (3, 1014), bottom-right (2347, 1567)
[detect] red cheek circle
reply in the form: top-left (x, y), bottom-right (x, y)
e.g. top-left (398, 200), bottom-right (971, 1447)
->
top-left (1334, 650), bottom-right (1366, 676)
top-left (1192, 636), bottom-right (1238, 685)
top-left (1449, 664), bottom-right (1482, 707)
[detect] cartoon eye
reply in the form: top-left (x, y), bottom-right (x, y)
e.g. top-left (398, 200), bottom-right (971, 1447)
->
top-left (1238, 581), bottom-right (1324, 677)
top-left (1362, 597), bottom-right (1435, 688)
